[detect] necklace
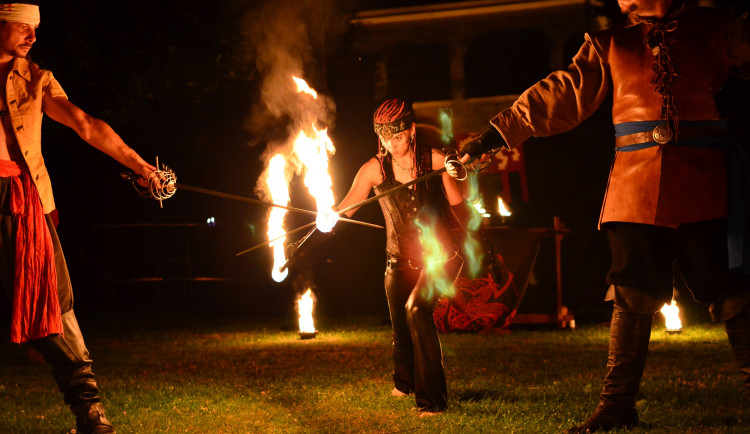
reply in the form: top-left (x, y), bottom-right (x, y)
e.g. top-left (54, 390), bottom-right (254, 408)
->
top-left (392, 156), bottom-right (414, 172)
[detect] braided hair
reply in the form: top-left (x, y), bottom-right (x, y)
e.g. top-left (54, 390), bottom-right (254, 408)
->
top-left (373, 99), bottom-right (426, 184)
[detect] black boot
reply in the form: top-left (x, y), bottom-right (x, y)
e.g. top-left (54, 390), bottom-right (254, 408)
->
top-left (567, 306), bottom-right (653, 432)
top-left (725, 309), bottom-right (750, 395)
top-left (28, 310), bottom-right (115, 433)
top-left (73, 402), bottom-right (115, 434)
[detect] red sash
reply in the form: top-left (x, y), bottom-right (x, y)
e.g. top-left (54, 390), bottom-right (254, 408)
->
top-left (0, 160), bottom-right (61, 343)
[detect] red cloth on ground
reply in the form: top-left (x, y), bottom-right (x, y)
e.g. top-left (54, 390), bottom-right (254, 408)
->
top-left (434, 254), bottom-right (519, 332)
top-left (0, 160), bottom-right (61, 343)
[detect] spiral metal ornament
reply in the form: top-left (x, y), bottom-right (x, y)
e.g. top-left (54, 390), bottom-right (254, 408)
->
top-left (444, 149), bottom-right (468, 181)
top-left (148, 166), bottom-right (177, 202)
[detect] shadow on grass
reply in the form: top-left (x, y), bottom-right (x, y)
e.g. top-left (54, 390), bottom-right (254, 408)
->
top-left (453, 388), bottom-right (505, 402)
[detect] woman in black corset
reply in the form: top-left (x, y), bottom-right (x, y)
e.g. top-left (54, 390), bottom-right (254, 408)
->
top-left (336, 99), bottom-right (466, 416)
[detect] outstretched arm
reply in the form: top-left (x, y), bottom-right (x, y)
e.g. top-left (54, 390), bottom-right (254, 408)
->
top-left (337, 157), bottom-right (382, 217)
top-left (42, 95), bottom-right (156, 179)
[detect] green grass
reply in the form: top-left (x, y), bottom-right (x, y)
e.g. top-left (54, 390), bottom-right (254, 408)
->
top-left (0, 315), bottom-right (748, 433)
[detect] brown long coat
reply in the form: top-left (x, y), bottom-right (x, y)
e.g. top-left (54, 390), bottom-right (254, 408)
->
top-left (491, 6), bottom-right (748, 228)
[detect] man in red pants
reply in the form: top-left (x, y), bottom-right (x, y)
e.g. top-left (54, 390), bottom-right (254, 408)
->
top-left (0, 2), bottom-right (158, 432)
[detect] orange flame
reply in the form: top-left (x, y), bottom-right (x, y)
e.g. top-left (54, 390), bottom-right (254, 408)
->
top-left (266, 154), bottom-right (289, 282)
top-left (261, 75), bottom-right (338, 282)
top-left (293, 75), bottom-right (318, 99)
top-left (497, 197), bottom-right (512, 217)
top-left (292, 125), bottom-right (338, 232)
top-left (298, 288), bottom-right (316, 333)
top-left (660, 300), bottom-right (682, 331)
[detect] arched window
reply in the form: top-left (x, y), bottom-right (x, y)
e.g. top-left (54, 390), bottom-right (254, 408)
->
top-left (465, 28), bottom-right (551, 97)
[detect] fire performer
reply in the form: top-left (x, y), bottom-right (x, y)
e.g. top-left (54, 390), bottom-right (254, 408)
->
top-left (294, 99), bottom-right (468, 415)
top-left (0, 2), bottom-right (158, 432)
top-left (449, 0), bottom-right (750, 431)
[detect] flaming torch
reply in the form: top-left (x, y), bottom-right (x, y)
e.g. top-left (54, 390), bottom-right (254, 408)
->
top-left (266, 154), bottom-right (290, 282)
top-left (260, 75), bottom-right (339, 282)
top-left (660, 300), bottom-right (683, 334)
top-left (292, 125), bottom-right (338, 233)
top-left (298, 288), bottom-right (317, 339)
top-left (290, 75), bottom-right (338, 233)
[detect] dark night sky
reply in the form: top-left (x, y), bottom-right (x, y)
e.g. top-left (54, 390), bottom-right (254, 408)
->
top-left (21, 0), bottom-right (749, 322)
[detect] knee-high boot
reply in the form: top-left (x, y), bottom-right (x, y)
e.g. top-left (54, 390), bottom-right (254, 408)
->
top-left (567, 305), bottom-right (653, 432)
top-left (28, 310), bottom-right (115, 434)
top-left (725, 309), bottom-right (750, 395)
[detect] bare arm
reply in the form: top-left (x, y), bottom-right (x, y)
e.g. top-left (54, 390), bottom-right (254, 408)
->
top-left (42, 95), bottom-right (155, 178)
top-left (432, 149), bottom-right (464, 206)
top-left (337, 157), bottom-right (382, 217)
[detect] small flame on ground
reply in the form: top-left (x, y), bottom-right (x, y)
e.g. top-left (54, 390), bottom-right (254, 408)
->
top-left (266, 154), bottom-right (289, 282)
top-left (498, 197), bottom-right (512, 217)
top-left (293, 75), bottom-right (318, 99)
top-left (298, 289), bottom-right (316, 333)
top-left (660, 300), bottom-right (682, 331)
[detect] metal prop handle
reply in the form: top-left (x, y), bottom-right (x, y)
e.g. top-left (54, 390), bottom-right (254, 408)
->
top-left (120, 157), bottom-right (176, 208)
top-left (148, 157), bottom-right (177, 208)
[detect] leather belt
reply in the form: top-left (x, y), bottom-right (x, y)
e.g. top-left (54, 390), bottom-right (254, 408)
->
top-left (386, 255), bottom-right (422, 270)
top-left (615, 124), bottom-right (728, 147)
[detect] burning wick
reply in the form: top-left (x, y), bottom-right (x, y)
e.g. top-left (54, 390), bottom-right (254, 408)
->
top-left (497, 197), bottom-right (512, 217)
top-left (298, 289), bottom-right (317, 339)
top-left (660, 300), bottom-right (682, 333)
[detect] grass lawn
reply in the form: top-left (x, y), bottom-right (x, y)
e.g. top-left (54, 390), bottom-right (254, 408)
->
top-left (0, 314), bottom-right (748, 433)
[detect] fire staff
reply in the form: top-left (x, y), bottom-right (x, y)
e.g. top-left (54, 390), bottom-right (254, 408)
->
top-left (450, 0), bottom-right (750, 431)
top-left (0, 2), bottom-right (158, 433)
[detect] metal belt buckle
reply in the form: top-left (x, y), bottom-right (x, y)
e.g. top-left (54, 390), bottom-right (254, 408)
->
top-left (652, 124), bottom-right (673, 145)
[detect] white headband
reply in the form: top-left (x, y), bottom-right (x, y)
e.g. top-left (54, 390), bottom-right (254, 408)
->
top-left (0, 4), bottom-right (40, 26)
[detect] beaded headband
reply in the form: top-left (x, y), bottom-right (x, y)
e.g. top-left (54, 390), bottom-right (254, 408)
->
top-left (373, 116), bottom-right (414, 141)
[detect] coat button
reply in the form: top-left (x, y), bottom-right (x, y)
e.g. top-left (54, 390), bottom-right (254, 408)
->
top-left (35, 174), bottom-right (39, 180)
top-left (24, 150), bottom-right (28, 156)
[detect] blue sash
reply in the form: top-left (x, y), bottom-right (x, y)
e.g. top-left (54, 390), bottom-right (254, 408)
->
top-left (614, 120), bottom-right (750, 274)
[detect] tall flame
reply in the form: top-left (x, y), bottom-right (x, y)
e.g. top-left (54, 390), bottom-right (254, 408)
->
top-left (292, 125), bottom-right (339, 233)
top-left (261, 75), bottom-right (338, 282)
top-left (660, 300), bottom-right (682, 331)
top-left (266, 154), bottom-right (289, 282)
top-left (298, 288), bottom-right (316, 333)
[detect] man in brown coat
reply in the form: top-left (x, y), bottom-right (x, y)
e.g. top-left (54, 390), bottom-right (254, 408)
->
top-left (450, 0), bottom-right (750, 431)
